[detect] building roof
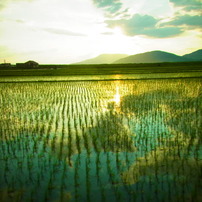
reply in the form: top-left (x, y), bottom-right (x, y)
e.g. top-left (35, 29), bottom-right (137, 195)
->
top-left (25, 60), bottom-right (39, 65)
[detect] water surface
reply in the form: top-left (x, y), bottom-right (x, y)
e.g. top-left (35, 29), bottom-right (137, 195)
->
top-left (0, 77), bottom-right (201, 201)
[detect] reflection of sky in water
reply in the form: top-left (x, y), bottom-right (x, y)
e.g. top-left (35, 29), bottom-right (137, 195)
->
top-left (0, 110), bottom-right (189, 202)
top-left (131, 112), bottom-right (171, 149)
top-left (0, 79), bottom-right (201, 202)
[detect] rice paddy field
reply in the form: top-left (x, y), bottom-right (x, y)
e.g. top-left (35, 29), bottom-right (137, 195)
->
top-left (0, 76), bottom-right (201, 201)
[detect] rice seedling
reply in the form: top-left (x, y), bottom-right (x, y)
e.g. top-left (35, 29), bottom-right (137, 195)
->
top-left (0, 77), bottom-right (201, 201)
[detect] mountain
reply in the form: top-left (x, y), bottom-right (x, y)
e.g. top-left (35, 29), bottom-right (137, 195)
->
top-left (76, 54), bottom-right (128, 64)
top-left (74, 49), bottom-right (202, 65)
top-left (183, 49), bottom-right (202, 61)
top-left (113, 50), bottom-right (190, 64)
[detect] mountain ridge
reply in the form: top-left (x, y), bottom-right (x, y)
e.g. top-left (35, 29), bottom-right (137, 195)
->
top-left (75, 49), bottom-right (201, 64)
top-left (76, 54), bottom-right (128, 64)
top-left (113, 50), bottom-right (197, 64)
top-left (182, 49), bottom-right (202, 61)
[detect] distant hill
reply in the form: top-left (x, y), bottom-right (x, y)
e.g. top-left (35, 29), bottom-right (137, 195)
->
top-left (183, 49), bottom-right (202, 61)
top-left (113, 50), bottom-right (190, 64)
top-left (76, 54), bottom-right (128, 64)
top-left (74, 49), bottom-right (202, 65)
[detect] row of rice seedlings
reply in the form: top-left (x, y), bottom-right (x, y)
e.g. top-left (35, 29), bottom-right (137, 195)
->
top-left (106, 152), bottom-right (124, 201)
top-left (119, 79), bottom-right (201, 201)
top-left (30, 78), bottom-right (202, 201)
top-left (0, 78), bottom-right (201, 201)
top-left (107, 79), bottom-right (200, 199)
top-left (0, 78), bottom-right (197, 142)
top-left (0, 83), bottom-right (82, 199)
top-left (85, 157), bottom-right (91, 202)
top-left (74, 154), bottom-right (81, 201)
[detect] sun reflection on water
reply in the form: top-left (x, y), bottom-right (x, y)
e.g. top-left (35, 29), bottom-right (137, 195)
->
top-left (114, 86), bottom-right (121, 106)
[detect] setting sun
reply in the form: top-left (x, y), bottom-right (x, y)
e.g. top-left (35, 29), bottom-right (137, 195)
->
top-left (113, 27), bottom-right (124, 36)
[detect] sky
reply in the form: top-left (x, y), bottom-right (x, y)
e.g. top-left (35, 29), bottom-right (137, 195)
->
top-left (0, 0), bottom-right (202, 64)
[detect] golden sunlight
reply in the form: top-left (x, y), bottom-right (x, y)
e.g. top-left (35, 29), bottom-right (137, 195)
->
top-left (113, 27), bottom-right (124, 36)
top-left (113, 85), bottom-right (121, 106)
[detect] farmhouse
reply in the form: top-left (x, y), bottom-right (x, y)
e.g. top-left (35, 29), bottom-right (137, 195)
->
top-left (25, 60), bottom-right (39, 68)
top-left (16, 60), bottom-right (39, 68)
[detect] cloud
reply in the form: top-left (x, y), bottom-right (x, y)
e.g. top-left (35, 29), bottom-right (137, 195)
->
top-left (143, 27), bottom-right (183, 38)
top-left (15, 19), bottom-right (25, 23)
top-left (92, 0), bottom-right (122, 13)
top-left (42, 27), bottom-right (87, 37)
top-left (106, 14), bottom-right (183, 38)
top-left (169, 0), bottom-right (202, 11)
top-left (106, 14), bottom-right (157, 31)
top-left (170, 0), bottom-right (202, 6)
top-left (166, 14), bottom-right (202, 28)
top-left (92, 0), bottom-right (127, 17)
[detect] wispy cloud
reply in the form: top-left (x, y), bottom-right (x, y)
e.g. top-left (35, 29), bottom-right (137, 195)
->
top-left (42, 27), bottom-right (87, 37)
top-left (101, 31), bottom-right (114, 35)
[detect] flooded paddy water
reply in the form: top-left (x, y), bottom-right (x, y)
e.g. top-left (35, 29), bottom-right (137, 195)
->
top-left (0, 75), bottom-right (201, 201)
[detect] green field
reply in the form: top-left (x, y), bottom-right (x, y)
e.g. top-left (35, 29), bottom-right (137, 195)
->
top-left (0, 62), bottom-right (202, 76)
top-left (0, 75), bottom-right (201, 201)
